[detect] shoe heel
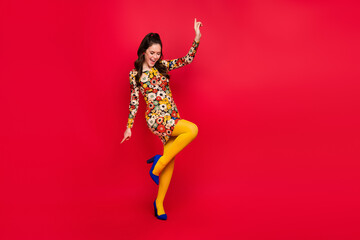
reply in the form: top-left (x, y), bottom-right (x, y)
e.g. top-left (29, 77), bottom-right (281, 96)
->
top-left (153, 201), bottom-right (157, 217)
top-left (147, 155), bottom-right (162, 185)
top-left (146, 157), bottom-right (154, 164)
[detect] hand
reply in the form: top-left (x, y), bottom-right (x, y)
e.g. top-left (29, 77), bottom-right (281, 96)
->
top-left (194, 18), bottom-right (203, 42)
top-left (120, 128), bottom-right (132, 144)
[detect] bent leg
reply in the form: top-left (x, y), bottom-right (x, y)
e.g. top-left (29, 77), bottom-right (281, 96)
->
top-left (152, 119), bottom-right (198, 176)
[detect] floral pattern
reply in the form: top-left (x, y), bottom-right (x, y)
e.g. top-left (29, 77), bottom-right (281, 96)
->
top-left (127, 40), bottom-right (200, 144)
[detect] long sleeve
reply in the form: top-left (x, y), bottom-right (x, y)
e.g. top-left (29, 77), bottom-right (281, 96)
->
top-left (161, 40), bottom-right (200, 71)
top-left (126, 71), bottom-right (140, 129)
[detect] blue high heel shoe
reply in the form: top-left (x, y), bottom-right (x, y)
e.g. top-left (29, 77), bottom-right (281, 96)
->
top-left (146, 155), bottom-right (162, 185)
top-left (153, 200), bottom-right (167, 220)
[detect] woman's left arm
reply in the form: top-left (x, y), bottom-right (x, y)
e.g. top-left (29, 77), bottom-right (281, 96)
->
top-left (162, 18), bottom-right (203, 71)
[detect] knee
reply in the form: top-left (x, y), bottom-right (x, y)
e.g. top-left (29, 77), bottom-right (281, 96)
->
top-left (189, 123), bottom-right (198, 139)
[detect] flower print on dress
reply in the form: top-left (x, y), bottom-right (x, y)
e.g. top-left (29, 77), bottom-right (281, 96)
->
top-left (148, 93), bottom-right (156, 101)
top-left (157, 124), bottom-right (166, 133)
top-left (147, 116), bottom-right (156, 127)
top-left (163, 114), bottom-right (171, 122)
top-left (156, 90), bottom-right (166, 99)
top-left (127, 40), bottom-right (200, 144)
top-left (159, 104), bottom-right (167, 111)
top-left (156, 117), bottom-right (164, 124)
top-left (166, 119), bottom-right (175, 128)
top-left (150, 78), bottom-right (157, 85)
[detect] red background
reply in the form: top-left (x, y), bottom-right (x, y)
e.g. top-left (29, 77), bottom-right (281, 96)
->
top-left (1, 0), bottom-right (360, 239)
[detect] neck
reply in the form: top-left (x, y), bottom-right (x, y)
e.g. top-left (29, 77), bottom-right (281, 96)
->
top-left (142, 63), bottom-right (152, 71)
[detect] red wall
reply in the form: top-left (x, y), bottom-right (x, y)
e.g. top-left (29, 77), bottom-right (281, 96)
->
top-left (1, 0), bottom-right (359, 239)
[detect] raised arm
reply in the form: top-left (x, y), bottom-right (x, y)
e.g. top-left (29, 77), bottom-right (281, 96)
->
top-left (161, 40), bottom-right (200, 71)
top-left (126, 70), bottom-right (140, 129)
top-left (161, 18), bottom-right (203, 72)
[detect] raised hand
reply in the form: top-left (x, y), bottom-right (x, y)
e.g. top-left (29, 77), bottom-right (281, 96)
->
top-left (194, 18), bottom-right (203, 42)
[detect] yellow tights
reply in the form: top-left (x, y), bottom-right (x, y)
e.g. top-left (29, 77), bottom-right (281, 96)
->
top-left (153, 119), bottom-right (198, 215)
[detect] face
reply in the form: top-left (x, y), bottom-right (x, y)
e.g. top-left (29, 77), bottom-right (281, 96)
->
top-left (144, 43), bottom-right (161, 68)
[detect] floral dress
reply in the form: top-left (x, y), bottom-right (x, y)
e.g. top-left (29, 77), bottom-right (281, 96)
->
top-left (127, 40), bottom-right (200, 144)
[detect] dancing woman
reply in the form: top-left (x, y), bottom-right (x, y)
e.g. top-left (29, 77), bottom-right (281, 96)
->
top-left (121, 18), bottom-right (203, 220)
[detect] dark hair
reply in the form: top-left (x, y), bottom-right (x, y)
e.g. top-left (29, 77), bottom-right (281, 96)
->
top-left (134, 33), bottom-right (170, 84)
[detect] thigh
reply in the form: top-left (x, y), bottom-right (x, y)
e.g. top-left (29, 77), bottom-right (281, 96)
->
top-left (171, 119), bottom-right (198, 137)
top-left (163, 136), bottom-right (176, 155)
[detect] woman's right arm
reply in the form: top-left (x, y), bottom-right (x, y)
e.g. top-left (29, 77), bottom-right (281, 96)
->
top-left (121, 71), bottom-right (139, 144)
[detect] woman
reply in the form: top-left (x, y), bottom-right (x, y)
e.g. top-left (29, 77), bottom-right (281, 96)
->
top-left (121, 18), bottom-right (203, 220)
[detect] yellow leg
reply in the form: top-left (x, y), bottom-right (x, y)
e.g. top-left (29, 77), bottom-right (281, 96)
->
top-left (153, 119), bottom-right (198, 215)
top-left (155, 136), bottom-right (176, 216)
top-left (153, 119), bottom-right (198, 175)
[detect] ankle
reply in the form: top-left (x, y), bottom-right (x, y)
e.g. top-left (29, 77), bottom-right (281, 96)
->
top-left (156, 198), bottom-right (163, 206)
top-left (155, 199), bottom-right (165, 214)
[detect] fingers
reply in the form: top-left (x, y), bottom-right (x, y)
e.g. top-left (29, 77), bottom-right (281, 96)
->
top-left (194, 18), bottom-right (203, 30)
top-left (120, 136), bottom-right (130, 144)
